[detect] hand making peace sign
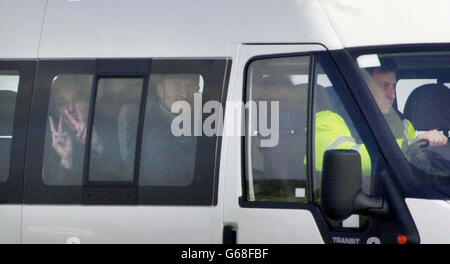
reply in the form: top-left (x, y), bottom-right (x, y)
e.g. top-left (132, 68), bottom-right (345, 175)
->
top-left (49, 115), bottom-right (73, 169)
top-left (48, 102), bottom-right (103, 170)
top-left (64, 103), bottom-right (103, 153)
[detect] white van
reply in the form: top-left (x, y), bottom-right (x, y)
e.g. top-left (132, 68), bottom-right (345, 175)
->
top-left (0, 0), bottom-right (449, 244)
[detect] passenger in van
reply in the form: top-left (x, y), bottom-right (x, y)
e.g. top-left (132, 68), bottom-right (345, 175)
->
top-left (43, 75), bottom-right (102, 185)
top-left (138, 74), bottom-right (198, 186)
top-left (315, 64), bottom-right (448, 175)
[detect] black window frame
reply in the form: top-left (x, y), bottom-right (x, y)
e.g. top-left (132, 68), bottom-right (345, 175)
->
top-left (83, 59), bottom-right (150, 205)
top-left (242, 54), bottom-right (313, 203)
top-left (241, 52), bottom-right (317, 208)
top-left (24, 58), bottom-right (230, 206)
top-left (239, 50), bottom-right (397, 243)
top-left (137, 59), bottom-right (229, 206)
top-left (0, 60), bottom-right (35, 204)
top-left (25, 60), bottom-right (96, 204)
top-left (240, 51), bottom-right (382, 207)
top-left (84, 76), bottom-right (146, 188)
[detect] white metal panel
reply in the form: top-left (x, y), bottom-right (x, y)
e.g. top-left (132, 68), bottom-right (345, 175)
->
top-left (321, 0), bottom-right (450, 48)
top-left (0, 206), bottom-right (21, 243)
top-left (39, 0), bottom-right (237, 58)
top-left (232, 0), bottom-right (343, 50)
top-left (221, 44), bottom-right (325, 243)
top-left (22, 206), bottom-right (89, 244)
top-left (22, 205), bottom-right (222, 243)
top-left (0, 0), bottom-right (46, 58)
top-left (236, 209), bottom-right (323, 244)
top-left (7, 0), bottom-right (450, 60)
top-left (406, 198), bottom-right (450, 244)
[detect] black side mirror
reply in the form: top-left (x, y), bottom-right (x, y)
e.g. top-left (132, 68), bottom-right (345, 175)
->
top-left (321, 149), bottom-right (388, 221)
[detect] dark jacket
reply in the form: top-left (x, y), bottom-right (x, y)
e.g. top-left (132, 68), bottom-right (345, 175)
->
top-left (138, 102), bottom-right (197, 186)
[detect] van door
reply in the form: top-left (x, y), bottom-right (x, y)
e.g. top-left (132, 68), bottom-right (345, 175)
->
top-left (0, 61), bottom-right (35, 243)
top-left (22, 59), bottom-right (229, 243)
top-left (222, 44), bottom-right (413, 244)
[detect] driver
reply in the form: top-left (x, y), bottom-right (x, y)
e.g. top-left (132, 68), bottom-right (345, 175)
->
top-left (315, 63), bottom-right (448, 175)
top-left (366, 65), bottom-right (447, 146)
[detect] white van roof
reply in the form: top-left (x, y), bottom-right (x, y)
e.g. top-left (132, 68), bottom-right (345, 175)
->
top-left (321, 0), bottom-right (450, 49)
top-left (2, 0), bottom-right (450, 59)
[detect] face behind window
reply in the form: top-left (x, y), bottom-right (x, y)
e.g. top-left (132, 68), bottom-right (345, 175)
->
top-left (367, 71), bottom-right (397, 114)
top-left (358, 53), bottom-right (450, 180)
top-left (156, 75), bottom-right (199, 110)
top-left (51, 76), bottom-right (91, 132)
top-left (43, 75), bottom-right (93, 186)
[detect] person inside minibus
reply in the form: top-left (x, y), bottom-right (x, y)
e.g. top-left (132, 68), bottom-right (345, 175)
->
top-left (138, 74), bottom-right (199, 186)
top-left (315, 63), bottom-right (448, 176)
top-left (44, 75), bottom-right (101, 185)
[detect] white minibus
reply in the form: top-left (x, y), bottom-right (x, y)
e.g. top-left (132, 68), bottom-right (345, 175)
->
top-left (0, 0), bottom-right (449, 244)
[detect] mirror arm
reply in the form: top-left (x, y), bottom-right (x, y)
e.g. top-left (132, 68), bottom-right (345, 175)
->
top-left (353, 191), bottom-right (389, 217)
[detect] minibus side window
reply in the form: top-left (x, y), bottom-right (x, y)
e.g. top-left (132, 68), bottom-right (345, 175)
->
top-left (138, 74), bottom-right (201, 187)
top-left (29, 59), bottom-right (228, 205)
top-left (137, 59), bottom-right (228, 205)
top-left (88, 78), bottom-right (144, 183)
top-left (42, 74), bottom-right (93, 186)
top-left (0, 71), bottom-right (19, 182)
top-left (245, 56), bottom-right (310, 203)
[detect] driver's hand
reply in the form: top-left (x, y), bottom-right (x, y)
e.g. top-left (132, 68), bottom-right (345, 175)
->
top-left (416, 129), bottom-right (448, 146)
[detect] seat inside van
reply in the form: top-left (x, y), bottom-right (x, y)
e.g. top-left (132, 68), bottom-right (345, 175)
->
top-left (404, 83), bottom-right (450, 137)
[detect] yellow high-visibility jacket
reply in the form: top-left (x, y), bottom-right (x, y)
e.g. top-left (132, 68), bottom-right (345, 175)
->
top-left (315, 110), bottom-right (416, 175)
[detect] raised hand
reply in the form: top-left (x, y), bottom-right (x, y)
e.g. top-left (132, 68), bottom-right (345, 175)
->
top-left (64, 104), bottom-right (102, 153)
top-left (64, 107), bottom-right (87, 144)
top-left (49, 115), bottom-right (73, 169)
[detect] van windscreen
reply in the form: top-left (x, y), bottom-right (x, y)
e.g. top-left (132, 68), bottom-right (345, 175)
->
top-left (356, 51), bottom-right (450, 183)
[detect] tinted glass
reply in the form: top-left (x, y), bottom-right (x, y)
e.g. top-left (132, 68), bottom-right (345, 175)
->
top-left (246, 56), bottom-right (310, 202)
top-left (136, 59), bottom-right (229, 206)
top-left (0, 71), bottom-right (19, 182)
top-left (139, 74), bottom-right (201, 186)
top-left (88, 78), bottom-right (143, 182)
top-left (42, 74), bottom-right (93, 185)
top-left (357, 52), bottom-right (450, 178)
top-left (32, 59), bottom-right (228, 205)
top-left (313, 59), bottom-right (373, 229)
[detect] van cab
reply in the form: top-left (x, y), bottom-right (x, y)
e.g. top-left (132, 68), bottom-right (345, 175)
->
top-left (0, 0), bottom-right (449, 244)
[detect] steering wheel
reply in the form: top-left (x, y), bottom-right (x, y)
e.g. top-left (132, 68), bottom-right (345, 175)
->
top-left (403, 139), bottom-right (429, 159)
top-left (411, 138), bottom-right (430, 148)
top-left (405, 138), bottom-right (450, 176)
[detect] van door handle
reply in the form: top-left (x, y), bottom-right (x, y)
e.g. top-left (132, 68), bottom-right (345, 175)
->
top-left (223, 225), bottom-right (237, 244)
